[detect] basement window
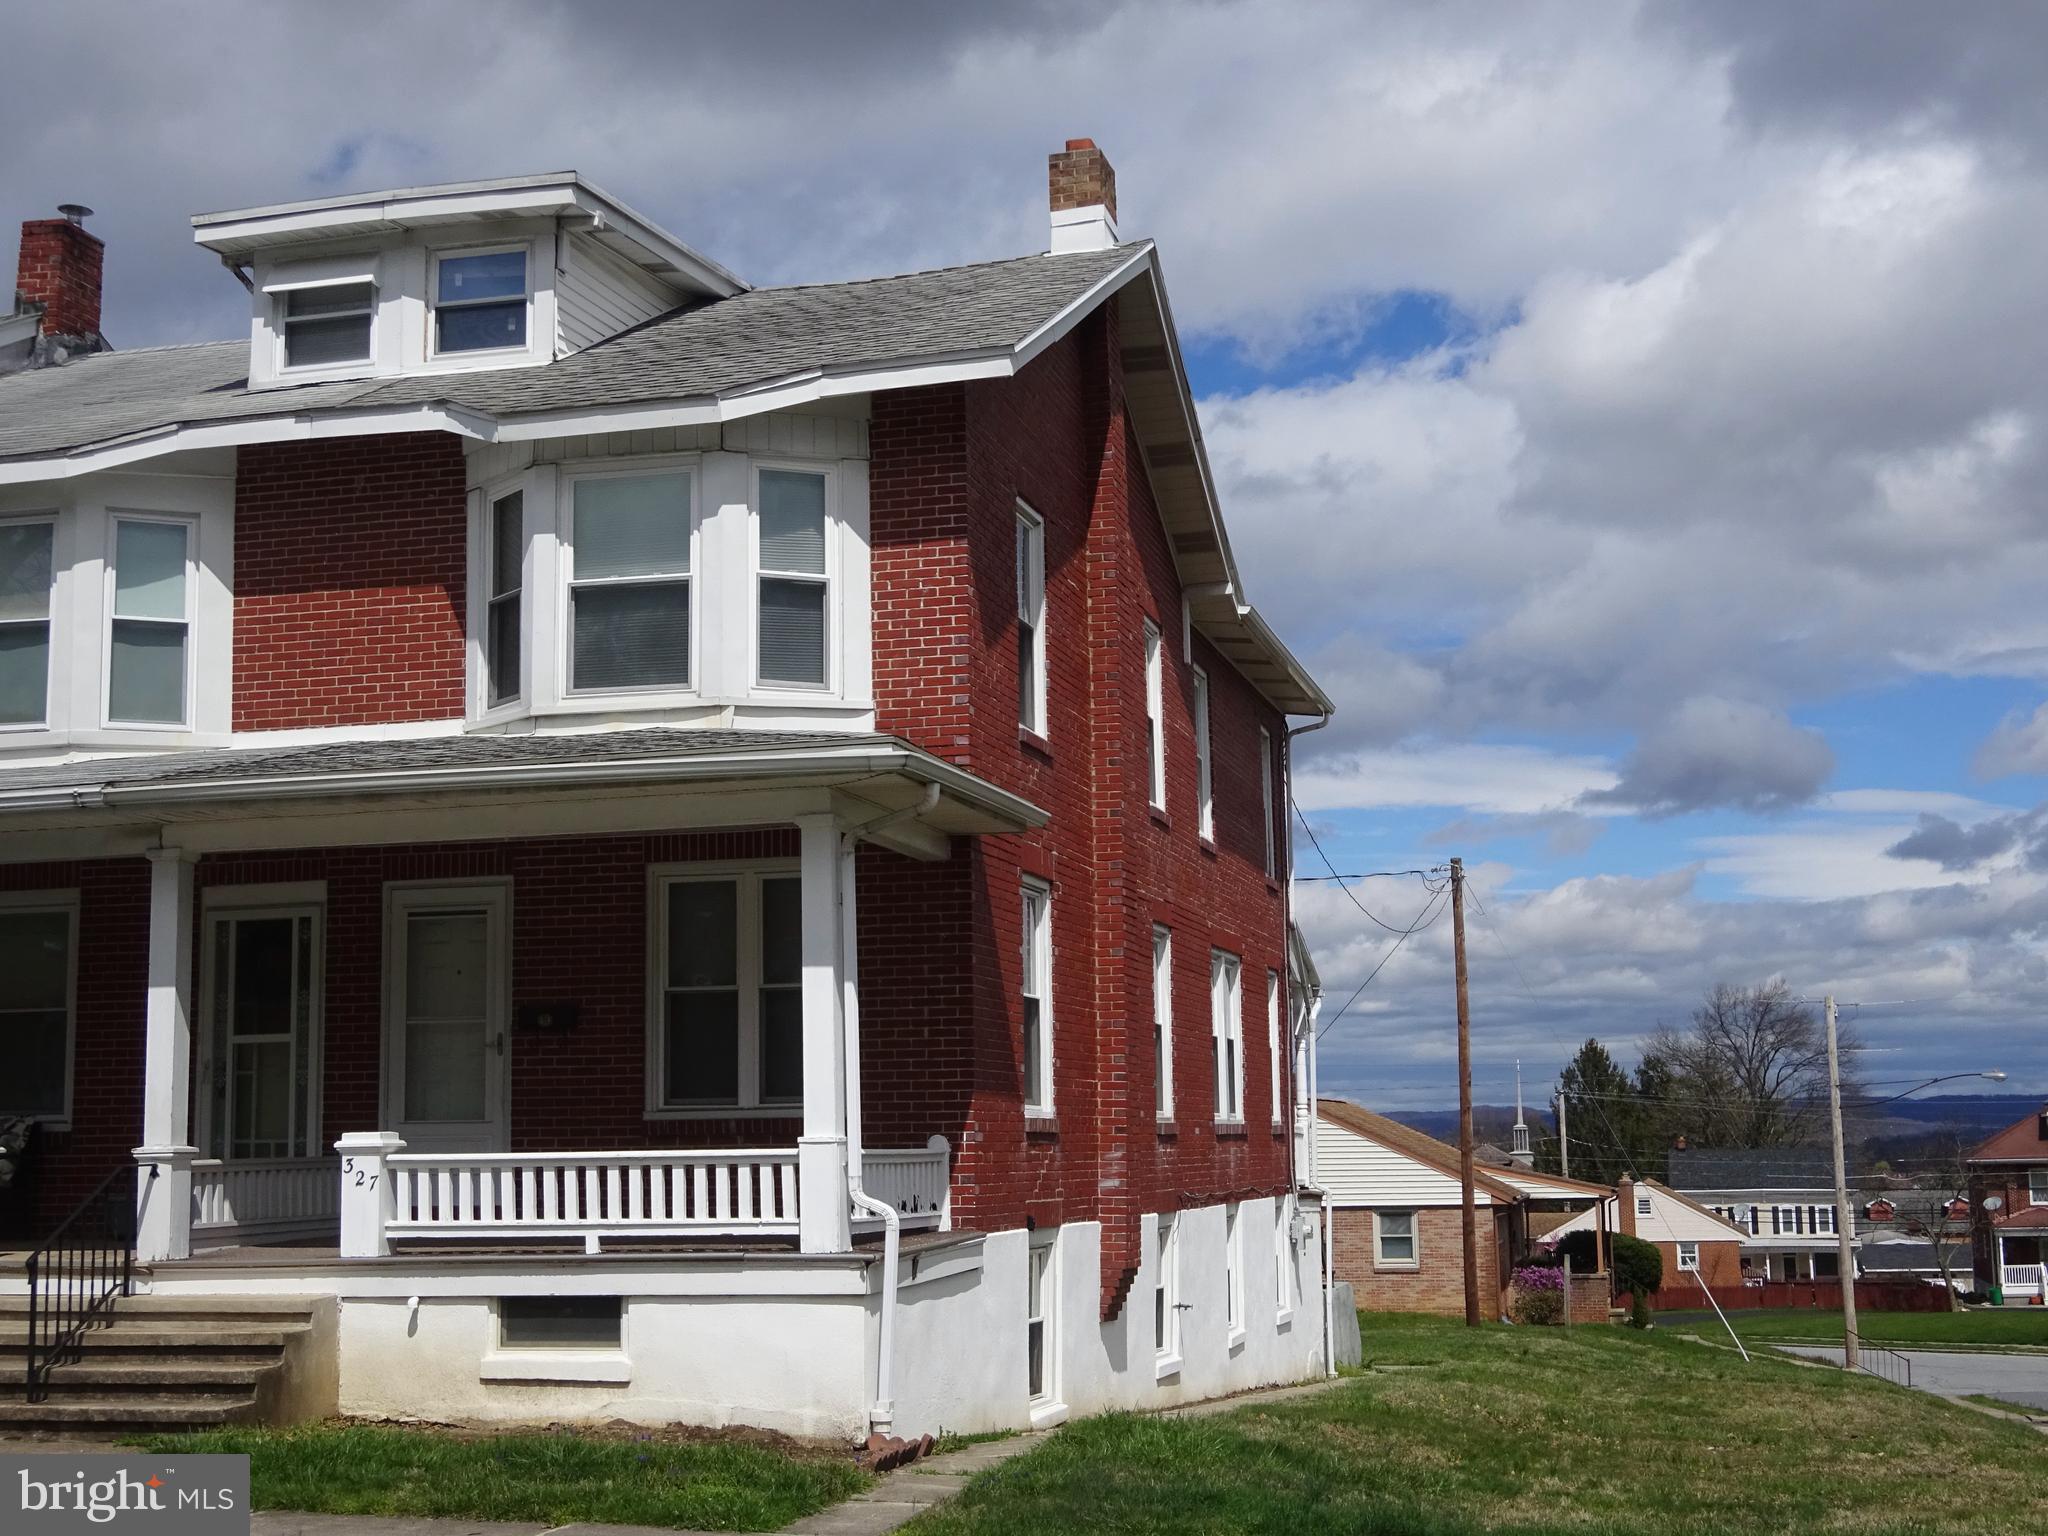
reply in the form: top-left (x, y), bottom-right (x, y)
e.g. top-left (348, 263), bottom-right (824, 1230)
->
top-left (499, 1296), bottom-right (622, 1349)
top-left (281, 282), bottom-right (374, 369)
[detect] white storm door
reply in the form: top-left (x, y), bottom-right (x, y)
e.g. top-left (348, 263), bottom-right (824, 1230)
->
top-left (384, 883), bottom-right (509, 1152)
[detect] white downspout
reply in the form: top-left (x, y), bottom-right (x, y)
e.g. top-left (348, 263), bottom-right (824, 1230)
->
top-left (840, 783), bottom-right (940, 1440)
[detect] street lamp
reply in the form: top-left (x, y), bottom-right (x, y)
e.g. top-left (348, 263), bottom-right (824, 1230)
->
top-left (1822, 998), bottom-right (2004, 1374)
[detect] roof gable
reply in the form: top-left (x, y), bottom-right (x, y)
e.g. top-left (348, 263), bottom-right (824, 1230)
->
top-left (1969, 1107), bottom-right (2048, 1163)
top-left (1316, 1099), bottom-right (1522, 1203)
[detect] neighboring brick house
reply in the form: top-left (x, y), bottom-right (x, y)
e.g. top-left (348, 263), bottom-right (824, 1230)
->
top-left (1546, 1176), bottom-right (1748, 1305)
top-left (0, 144), bottom-right (1333, 1438)
top-left (1966, 1105), bottom-right (2048, 1300)
top-left (1314, 1099), bottom-right (1608, 1317)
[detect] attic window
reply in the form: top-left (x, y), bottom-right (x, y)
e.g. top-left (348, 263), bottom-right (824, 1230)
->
top-left (434, 248), bottom-right (528, 354)
top-left (282, 283), bottom-right (374, 369)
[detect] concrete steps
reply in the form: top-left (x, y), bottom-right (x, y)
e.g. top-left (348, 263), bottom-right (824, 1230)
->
top-left (0, 1292), bottom-right (335, 1432)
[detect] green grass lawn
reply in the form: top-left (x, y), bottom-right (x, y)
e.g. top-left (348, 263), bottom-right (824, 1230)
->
top-left (904, 1313), bottom-right (2048, 1536)
top-left (1661, 1306), bottom-right (2048, 1350)
top-left (130, 1422), bottom-right (868, 1532)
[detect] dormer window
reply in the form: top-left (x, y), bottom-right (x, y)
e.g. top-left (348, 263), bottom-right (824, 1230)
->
top-left (281, 281), bottom-right (374, 369)
top-left (433, 249), bottom-right (528, 355)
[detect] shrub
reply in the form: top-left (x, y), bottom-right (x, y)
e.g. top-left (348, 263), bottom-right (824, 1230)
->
top-left (1554, 1229), bottom-right (1600, 1273)
top-left (1611, 1233), bottom-right (1663, 1326)
top-left (1511, 1264), bottom-right (1566, 1325)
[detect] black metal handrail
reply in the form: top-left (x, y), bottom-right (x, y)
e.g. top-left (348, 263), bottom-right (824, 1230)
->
top-left (24, 1162), bottom-right (143, 1403)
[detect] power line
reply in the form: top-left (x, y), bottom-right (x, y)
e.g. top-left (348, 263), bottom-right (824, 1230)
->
top-left (1315, 886), bottom-right (1450, 1042)
top-left (1291, 799), bottom-right (1446, 933)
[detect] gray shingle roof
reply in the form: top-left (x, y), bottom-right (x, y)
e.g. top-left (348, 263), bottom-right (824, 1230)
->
top-left (1665, 1146), bottom-right (1838, 1192)
top-left (0, 245), bottom-right (1145, 463)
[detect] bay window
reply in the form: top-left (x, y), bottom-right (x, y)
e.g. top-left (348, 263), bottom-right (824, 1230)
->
top-left (107, 516), bottom-right (191, 726)
top-left (0, 893), bottom-right (76, 1121)
top-left (653, 867), bottom-right (803, 1112)
top-left (757, 469), bottom-right (830, 687)
top-left (0, 518), bottom-right (54, 726)
top-left (433, 248), bottom-right (528, 355)
top-left (568, 470), bottom-right (693, 693)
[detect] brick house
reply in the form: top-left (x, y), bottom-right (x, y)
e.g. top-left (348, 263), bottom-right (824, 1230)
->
top-left (1966, 1104), bottom-right (2048, 1301)
top-left (1547, 1176), bottom-right (1748, 1305)
top-left (0, 142), bottom-right (1335, 1437)
top-left (1314, 1099), bottom-right (1607, 1317)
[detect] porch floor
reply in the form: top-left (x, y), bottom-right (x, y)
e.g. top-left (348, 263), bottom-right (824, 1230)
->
top-left (153, 1228), bottom-right (979, 1270)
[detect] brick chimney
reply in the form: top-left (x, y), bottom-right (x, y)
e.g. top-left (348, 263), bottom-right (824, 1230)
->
top-left (14, 204), bottom-right (106, 361)
top-left (1048, 138), bottom-right (1120, 253)
top-left (1617, 1175), bottom-right (1638, 1238)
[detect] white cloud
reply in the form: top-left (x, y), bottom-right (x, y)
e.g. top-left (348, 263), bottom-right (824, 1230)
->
top-left (1294, 743), bottom-right (1616, 816)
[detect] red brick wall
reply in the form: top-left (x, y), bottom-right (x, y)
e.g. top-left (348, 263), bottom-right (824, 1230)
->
top-left (15, 219), bottom-right (103, 339)
top-left (871, 306), bottom-right (1294, 1316)
top-left (1331, 1206), bottom-right (1503, 1317)
top-left (232, 436), bottom-right (467, 731)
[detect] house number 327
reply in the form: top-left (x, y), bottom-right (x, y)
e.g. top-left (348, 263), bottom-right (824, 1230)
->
top-left (342, 1157), bottom-right (379, 1189)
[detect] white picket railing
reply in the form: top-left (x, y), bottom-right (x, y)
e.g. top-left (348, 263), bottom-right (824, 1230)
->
top-left (384, 1148), bottom-right (802, 1249)
top-left (191, 1156), bottom-right (340, 1239)
top-left (2001, 1263), bottom-right (2046, 1298)
top-left (858, 1137), bottom-right (951, 1233)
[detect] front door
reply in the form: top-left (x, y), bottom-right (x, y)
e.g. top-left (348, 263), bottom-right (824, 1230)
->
top-left (384, 883), bottom-right (508, 1152)
top-left (199, 903), bottom-right (323, 1161)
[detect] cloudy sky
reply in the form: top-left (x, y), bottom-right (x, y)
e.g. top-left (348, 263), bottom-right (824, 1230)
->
top-left (9, 1), bottom-right (2048, 1115)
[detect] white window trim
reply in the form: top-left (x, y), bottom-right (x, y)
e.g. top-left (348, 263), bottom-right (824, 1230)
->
top-left (1274, 1198), bottom-right (1295, 1325)
top-left (1211, 949), bottom-right (1243, 1124)
top-left (1259, 726), bottom-right (1275, 878)
top-left (1193, 665), bottom-right (1213, 842)
top-left (1373, 1208), bottom-right (1418, 1269)
top-left (1027, 1228), bottom-right (1062, 1417)
top-left (0, 888), bottom-right (78, 1127)
top-left (558, 458), bottom-right (702, 708)
top-left (1153, 1212), bottom-right (1181, 1378)
top-left (467, 475), bottom-right (531, 722)
top-left (1152, 925), bottom-right (1174, 1121)
top-left (750, 460), bottom-right (838, 694)
top-left (0, 511), bottom-right (57, 734)
top-left (2028, 1170), bottom-right (2048, 1207)
top-left (1266, 969), bottom-right (1282, 1127)
top-left (645, 860), bottom-right (803, 1118)
top-left (1021, 876), bottom-right (1055, 1116)
top-left (268, 268), bottom-right (380, 383)
top-left (103, 511), bottom-right (197, 731)
top-left (429, 243), bottom-right (534, 363)
top-left (196, 900), bottom-right (326, 1163)
top-left (1015, 500), bottom-right (1046, 737)
top-left (1225, 1202), bottom-right (1246, 1348)
top-left (1143, 619), bottom-right (1165, 810)
top-left (1677, 1241), bottom-right (1700, 1273)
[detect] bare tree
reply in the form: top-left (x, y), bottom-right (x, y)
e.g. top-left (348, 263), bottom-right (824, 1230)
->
top-left (1638, 980), bottom-right (1861, 1147)
top-left (1896, 1140), bottom-right (1973, 1312)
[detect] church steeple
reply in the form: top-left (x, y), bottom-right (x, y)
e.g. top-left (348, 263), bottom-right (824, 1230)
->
top-left (1510, 1059), bottom-right (1534, 1168)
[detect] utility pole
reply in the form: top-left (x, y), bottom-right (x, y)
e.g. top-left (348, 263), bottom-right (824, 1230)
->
top-left (1556, 1092), bottom-right (1571, 1181)
top-left (1823, 994), bottom-right (1860, 1372)
top-left (1451, 858), bottom-right (1479, 1327)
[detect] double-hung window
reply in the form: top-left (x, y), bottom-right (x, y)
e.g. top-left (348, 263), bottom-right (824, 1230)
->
top-left (1211, 950), bottom-right (1242, 1121)
top-left (1144, 619), bottom-right (1165, 809)
top-left (1375, 1210), bottom-right (1416, 1266)
top-left (1154, 1213), bottom-right (1180, 1365)
top-left (485, 489), bottom-right (523, 707)
top-left (0, 894), bottom-right (76, 1121)
top-left (1677, 1241), bottom-right (1700, 1273)
top-left (107, 516), bottom-right (191, 726)
top-left (1260, 726), bottom-right (1276, 877)
top-left (1015, 502), bottom-right (1045, 734)
top-left (433, 248), bottom-right (528, 354)
top-left (1266, 969), bottom-right (1282, 1127)
top-left (569, 471), bottom-right (693, 693)
top-left (0, 518), bottom-right (54, 726)
top-left (1021, 878), bottom-right (1053, 1113)
top-left (1274, 1200), bottom-right (1294, 1319)
top-left (1152, 925), bottom-right (1173, 1119)
top-left (1224, 1203), bottom-right (1244, 1340)
top-left (653, 868), bottom-right (802, 1111)
top-left (757, 469), bottom-right (830, 687)
top-left (280, 282), bottom-right (374, 369)
top-left (1193, 666), bottom-right (1213, 840)
top-left (2029, 1170), bottom-right (2048, 1207)
top-left (1027, 1232), bottom-right (1057, 1404)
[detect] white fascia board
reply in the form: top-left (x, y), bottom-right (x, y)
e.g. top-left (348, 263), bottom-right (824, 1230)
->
top-left (0, 312), bottom-right (41, 347)
top-left (1012, 242), bottom-right (1156, 369)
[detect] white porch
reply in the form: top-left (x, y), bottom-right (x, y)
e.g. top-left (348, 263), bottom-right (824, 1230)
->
top-left (1998, 1232), bottom-right (2046, 1300)
top-left (71, 731), bottom-right (1046, 1269)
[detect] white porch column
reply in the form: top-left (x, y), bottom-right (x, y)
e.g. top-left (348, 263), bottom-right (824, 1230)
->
top-left (134, 846), bottom-right (198, 1264)
top-left (796, 813), bottom-right (851, 1253)
top-left (335, 1131), bottom-right (405, 1257)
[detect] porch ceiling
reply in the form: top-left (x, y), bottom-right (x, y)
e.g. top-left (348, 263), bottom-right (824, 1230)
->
top-left (0, 728), bottom-right (1043, 861)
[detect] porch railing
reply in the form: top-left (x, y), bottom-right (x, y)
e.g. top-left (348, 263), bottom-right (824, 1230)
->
top-left (25, 1163), bottom-right (140, 1403)
top-left (336, 1137), bottom-right (953, 1255)
top-left (387, 1148), bottom-right (803, 1250)
top-left (2001, 1263), bottom-right (2046, 1298)
top-left (191, 1156), bottom-right (340, 1242)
